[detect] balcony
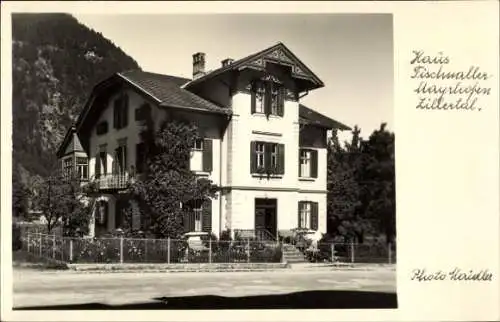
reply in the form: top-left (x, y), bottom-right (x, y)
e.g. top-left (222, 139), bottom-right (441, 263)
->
top-left (94, 173), bottom-right (131, 191)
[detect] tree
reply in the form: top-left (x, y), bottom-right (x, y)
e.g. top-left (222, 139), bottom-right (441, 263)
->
top-left (327, 127), bottom-right (372, 242)
top-left (34, 171), bottom-right (92, 235)
top-left (12, 164), bottom-right (31, 219)
top-left (126, 110), bottom-right (218, 238)
top-left (358, 123), bottom-right (395, 244)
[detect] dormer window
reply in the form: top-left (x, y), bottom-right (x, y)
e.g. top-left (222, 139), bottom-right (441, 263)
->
top-left (251, 80), bottom-right (284, 117)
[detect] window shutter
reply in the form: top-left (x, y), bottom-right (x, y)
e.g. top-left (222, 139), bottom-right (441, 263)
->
top-left (298, 150), bottom-right (301, 177)
top-left (250, 82), bottom-right (256, 114)
top-left (123, 146), bottom-right (128, 173)
top-left (264, 142), bottom-right (272, 172)
top-left (202, 139), bottom-right (213, 172)
top-left (264, 82), bottom-right (272, 116)
top-left (277, 144), bottom-right (285, 175)
top-left (298, 202), bottom-right (302, 228)
top-left (202, 199), bottom-right (212, 233)
top-left (311, 149), bottom-right (318, 178)
top-left (310, 202), bottom-right (319, 230)
top-left (136, 143), bottom-right (144, 174)
top-left (122, 94), bottom-right (129, 127)
top-left (95, 153), bottom-right (101, 178)
top-left (250, 141), bottom-right (257, 173)
top-left (277, 87), bottom-right (285, 117)
top-left (113, 99), bottom-right (119, 129)
top-left (183, 212), bottom-right (191, 233)
top-left (113, 149), bottom-right (119, 174)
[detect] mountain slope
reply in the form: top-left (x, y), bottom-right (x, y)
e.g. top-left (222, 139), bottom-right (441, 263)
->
top-left (12, 13), bottom-right (141, 178)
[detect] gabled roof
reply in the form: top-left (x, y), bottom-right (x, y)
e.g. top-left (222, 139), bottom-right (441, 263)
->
top-left (183, 42), bottom-right (324, 91)
top-left (299, 104), bottom-right (351, 131)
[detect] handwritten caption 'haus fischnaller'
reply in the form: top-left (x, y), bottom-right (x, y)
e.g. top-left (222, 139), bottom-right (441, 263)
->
top-left (411, 50), bottom-right (492, 111)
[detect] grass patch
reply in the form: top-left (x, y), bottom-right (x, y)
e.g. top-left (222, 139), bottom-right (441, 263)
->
top-left (13, 251), bottom-right (68, 270)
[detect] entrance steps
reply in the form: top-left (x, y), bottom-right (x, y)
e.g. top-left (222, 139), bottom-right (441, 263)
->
top-left (282, 243), bottom-right (307, 263)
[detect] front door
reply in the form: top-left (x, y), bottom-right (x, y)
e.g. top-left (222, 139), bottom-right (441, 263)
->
top-left (255, 198), bottom-right (277, 239)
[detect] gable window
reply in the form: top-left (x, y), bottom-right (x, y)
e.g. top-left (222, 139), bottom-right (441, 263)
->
top-left (76, 157), bottom-right (88, 180)
top-left (299, 148), bottom-right (318, 178)
top-left (251, 141), bottom-right (285, 175)
top-left (298, 201), bottom-right (318, 230)
top-left (251, 80), bottom-right (284, 117)
top-left (113, 93), bottom-right (129, 130)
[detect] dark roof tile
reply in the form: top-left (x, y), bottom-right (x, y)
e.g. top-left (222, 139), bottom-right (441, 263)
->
top-left (299, 104), bottom-right (351, 130)
top-left (119, 70), bottom-right (230, 114)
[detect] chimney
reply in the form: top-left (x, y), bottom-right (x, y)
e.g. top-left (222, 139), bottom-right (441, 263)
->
top-left (221, 58), bottom-right (234, 67)
top-left (192, 52), bottom-right (206, 79)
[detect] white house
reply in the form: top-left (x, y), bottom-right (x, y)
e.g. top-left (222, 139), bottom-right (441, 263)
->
top-left (56, 42), bottom-right (350, 240)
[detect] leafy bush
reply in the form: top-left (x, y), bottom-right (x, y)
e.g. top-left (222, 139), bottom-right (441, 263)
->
top-left (12, 223), bottom-right (23, 251)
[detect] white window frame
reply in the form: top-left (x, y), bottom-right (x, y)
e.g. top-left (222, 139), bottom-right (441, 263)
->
top-left (63, 157), bottom-right (72, 178)
top-left (300, 202), bottom-right (311, 229)
top-left (194, 208), bottom-right (203, 232)
top-left (256, 142), bottom-right (265, 169)
top-left (270, 144), bottom-right (278, 168)
top-left (300, 149), bottom-right (311, 178)
top-left (271, 85), bottom-right (279, 115)
top-left (76, 157), bottom-right (88, 180)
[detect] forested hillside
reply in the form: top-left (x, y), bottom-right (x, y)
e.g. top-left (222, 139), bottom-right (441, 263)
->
top-left (12, 13), bottom-right (140, 180)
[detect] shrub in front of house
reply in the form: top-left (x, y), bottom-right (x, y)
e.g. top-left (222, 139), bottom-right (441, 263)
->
top-left (12, 223), bottom-right (22, 251)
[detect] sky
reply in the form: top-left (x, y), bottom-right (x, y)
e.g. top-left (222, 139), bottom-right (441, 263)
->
top-left (74, 13), bottom-right (393, 140)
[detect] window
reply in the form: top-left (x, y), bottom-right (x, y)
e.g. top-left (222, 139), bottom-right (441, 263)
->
top-left (114, 142), bottom-right (127, 174)
top-left (193, 139), bottom-right (203, 151)
top-left (63, 157), bottom-right (72, 178)
top-left (113, 94), bottom-right (129, 130)
top-left (256, 142), bottom-right (265, 169)
top-left (298, 201), bottom-right (318, 230)
top-left (299, 202), bottom-right (311, 229)
top-left (76, 157), bottom-right (88, 180)
top-left (135, 103), bottom-right (150, 121)
top-left (95, 145), bottom-right (107, 178)
top-left (299, 149), bottom-right (318, 178)
top-left (251, 80), bottom-right (284, 117)
top-left (300, 150), bottom-right (311, 177)
top-left (251, 141), bottom-right (285, 175)
top-left (270, 144), bottom-right (278, 168)
top-left (96, 121), bottom-right (108, 135)
top-left (194, 208), bottom-right (202, 232)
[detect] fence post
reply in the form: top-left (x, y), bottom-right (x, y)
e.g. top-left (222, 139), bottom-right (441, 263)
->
top-left (350, 241), bottom-right (355, 263)
top-left (27, 233), bottom-right (31, 253)
top-left (331, 243), bottom-right (335, 262)
top-left (167, 237), bottom-right (171, 264)
top-left (246, 239), bottom-right (250, 263)
top-left (209, 239), bottom-right (212, 264)
top-left (52, 234), bottom-right (56, 259)
top-left (120, 237), bottom-right (124, 264)
top-left (39, 234), bottom-right (43, 257)
top-left (145, 239), bottom-right (148, 262)
top-left (388, 242), bottom-right (392, 264)
top-left (69, 239), bottom-right (74, 262)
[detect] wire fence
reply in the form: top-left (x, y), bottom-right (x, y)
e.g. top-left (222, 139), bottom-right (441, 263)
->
top-left (20, 232), bottom-right (396, 265)
top-left (21, 233), bottom-right (283, 264)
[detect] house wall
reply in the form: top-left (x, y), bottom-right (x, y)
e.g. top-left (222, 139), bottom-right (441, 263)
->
top-left (223, 90), bottom-right (328, 234)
